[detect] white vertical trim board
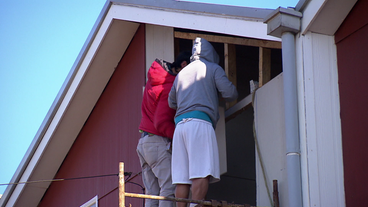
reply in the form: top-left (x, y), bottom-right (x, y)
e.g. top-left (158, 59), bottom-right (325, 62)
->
top-left (215, 106), bottom-right (227, 175)
top-left (295, 32), bottom-right (310, 207)
top-left (145, 24), bottom-right (174, 74)
top-left (301, 31), bottom-right (345, 207)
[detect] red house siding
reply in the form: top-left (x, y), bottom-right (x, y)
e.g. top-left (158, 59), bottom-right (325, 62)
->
top-left (39, 24), bottom-right (146, 207)
top-left (335, 0), bottom-right (368, 206)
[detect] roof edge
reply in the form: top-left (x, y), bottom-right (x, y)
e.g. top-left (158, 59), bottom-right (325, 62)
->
top-left (112, 0), bottom-right (275, 20)
top-left (295, 0), bottom-right (311, 11)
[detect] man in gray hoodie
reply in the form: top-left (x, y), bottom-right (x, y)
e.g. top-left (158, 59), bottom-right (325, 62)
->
top-left (168, 37), bottom-right (238, 207)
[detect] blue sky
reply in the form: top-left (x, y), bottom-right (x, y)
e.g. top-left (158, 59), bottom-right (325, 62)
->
top-left (0, 0), bottom-right (299, 195)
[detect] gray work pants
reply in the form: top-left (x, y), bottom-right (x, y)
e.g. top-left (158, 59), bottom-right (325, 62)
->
top-left (137, 134), bottom-right (175, 207)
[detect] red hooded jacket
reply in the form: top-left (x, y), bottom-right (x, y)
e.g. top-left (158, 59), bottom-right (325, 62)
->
top-left (139, 59), bottom-right (176, 139)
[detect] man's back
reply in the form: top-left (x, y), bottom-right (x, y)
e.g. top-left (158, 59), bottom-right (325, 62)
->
top-left (169, 37), bottom-right (238, 126)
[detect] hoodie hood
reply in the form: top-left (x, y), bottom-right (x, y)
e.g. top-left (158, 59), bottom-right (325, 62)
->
top-left (148, 59), bottom-right (176, 86)
top-left (191, 37), bottom-right (220, 64)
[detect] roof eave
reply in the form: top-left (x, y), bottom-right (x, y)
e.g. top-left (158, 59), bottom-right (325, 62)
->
top-left (299, 0), bottom-right (358, 35)
top-left (112, 0), bottom-right (275, 20)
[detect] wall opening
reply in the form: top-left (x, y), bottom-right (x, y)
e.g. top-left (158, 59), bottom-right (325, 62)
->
top-left (174, 28), bottom-right (282, 205)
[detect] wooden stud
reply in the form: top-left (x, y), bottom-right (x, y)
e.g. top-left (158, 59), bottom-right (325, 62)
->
top-left (259, 47), bottom-right (271, 87)
top-left (273, 180), bottom-right (280, 207)
top-left (224, 43), bottom-right (237, 109)
top-left (225, 94), bottom-right (252, 121)
top-left (119, 162), bottom-right (125, 207)
top-left (224, 44), bottom-right (237, 85)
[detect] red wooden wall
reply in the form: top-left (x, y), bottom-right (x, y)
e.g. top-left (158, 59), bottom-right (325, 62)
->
top-left (38, 24), bottom-right (146, 207)
top-left (335, 0), bottom-right (368, 206)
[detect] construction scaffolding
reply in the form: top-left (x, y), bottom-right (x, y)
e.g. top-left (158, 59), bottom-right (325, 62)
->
top-left (118, 162), bottom-right (280, 207)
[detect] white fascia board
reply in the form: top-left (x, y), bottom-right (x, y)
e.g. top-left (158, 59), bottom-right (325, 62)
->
top-left (110, 4), bottom-right (280, 42)
top-left (3, 8), bottom-right (117, 207)
top-left (298, 31), bottom-right (345, 207)
top-left (300, 0), bottom-right (357, 35)
top-left (299, 0), bottom-right (326, 35)
top-left (295, 32), bottom-right (310, 207)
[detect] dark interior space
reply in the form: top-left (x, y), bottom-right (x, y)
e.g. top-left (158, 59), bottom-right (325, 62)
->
top-left (175, 38), bottom-right (193, 58)
top-left (271, 49), bottom-right (282, 79)
top-left (207, 107), bottom-right (256, 205)
top-left (235, 45), bottom-right (259, 100)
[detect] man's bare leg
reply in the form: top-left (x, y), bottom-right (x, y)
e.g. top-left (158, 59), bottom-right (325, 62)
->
top-left (191, 177), bottom-right (210, 206)
top-left (176, 184), bottom-right (191, 207)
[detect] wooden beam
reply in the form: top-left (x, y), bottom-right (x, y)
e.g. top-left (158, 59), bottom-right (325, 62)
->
top-left (175, 31), bottom-right (281, 49)
top-left (225, 94), bottom-right (252, 121)
top-left (273, 180), bottom-right (280, 207)
top-left (224, 43), bottom-right (237, 84)
top-left (119, 162), bottom-right (125, 207)
top-left (224, 43), bottom-right (237, 109)
top-left (259, 47), bottom-right (271, 87)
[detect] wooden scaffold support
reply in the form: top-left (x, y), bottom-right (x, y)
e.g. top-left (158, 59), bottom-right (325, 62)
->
top-left (119, 162), bottom-right (125, 207)
top-left (119, 162), bottom-right (259, 207)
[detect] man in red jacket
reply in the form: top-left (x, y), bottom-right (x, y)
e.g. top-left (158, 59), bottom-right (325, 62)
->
top-left (137, 51), bottom-right (191, 207)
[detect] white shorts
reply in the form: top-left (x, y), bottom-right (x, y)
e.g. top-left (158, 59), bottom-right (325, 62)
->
top-left (172, 118), bottom-right (220, 184)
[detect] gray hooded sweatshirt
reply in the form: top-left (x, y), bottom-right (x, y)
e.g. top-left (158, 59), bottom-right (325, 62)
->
top-left (168, 37), bottom-right (238, 127)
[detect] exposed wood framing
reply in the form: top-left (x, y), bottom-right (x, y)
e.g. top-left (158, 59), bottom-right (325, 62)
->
top-left (224, 43), bottom-right (237, 108)
top-left (119, 162), bottom-right (125, 207)
top-left (175, 31), bottom-right (281, 49)
top-left (259, 47), bottom-right (271, 87)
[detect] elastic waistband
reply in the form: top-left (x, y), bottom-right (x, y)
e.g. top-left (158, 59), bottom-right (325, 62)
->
top-left (139, 130), bottom-right (154, 138)
top-left (139, 132), bottom-right (171, 142)
top-left (175, 111), bottom-right (213, 127)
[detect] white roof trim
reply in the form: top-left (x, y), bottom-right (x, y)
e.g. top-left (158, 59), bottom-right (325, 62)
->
top-left (300, 0), bottom-right (357, 35)
top-left (110, 3), bottom-right (280, 41)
